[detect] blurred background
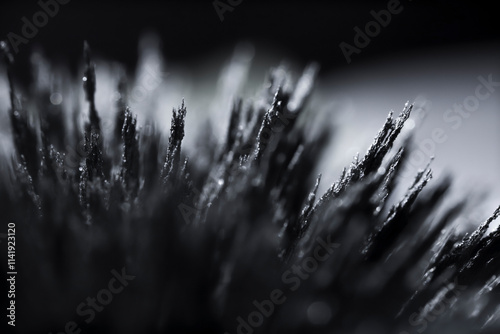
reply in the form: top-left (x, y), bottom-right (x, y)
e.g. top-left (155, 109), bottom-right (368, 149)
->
top-left (0, 0), bottom-right (499, 212)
